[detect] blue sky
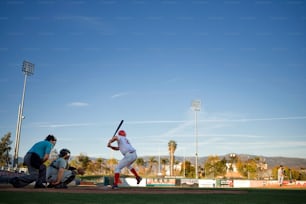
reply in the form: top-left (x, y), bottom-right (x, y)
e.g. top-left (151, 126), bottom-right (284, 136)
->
top-left (0, 0), bottom-right (305, 161)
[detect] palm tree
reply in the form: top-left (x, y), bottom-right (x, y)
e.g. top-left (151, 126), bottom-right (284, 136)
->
top-left (161, 158), bottom-right (169, 176)
top-left (107, 158), bottom-right (118, 175)
top-left (147, 156), bottom-right (158, 176)
top-left (168, 140), bottom-right (177, 176)
top-left (96, 157), bottom-right (105, 174)
top-left (135, 157), bottom-right (145, 176)
top-left (181, 160), bottom-right (193, 177)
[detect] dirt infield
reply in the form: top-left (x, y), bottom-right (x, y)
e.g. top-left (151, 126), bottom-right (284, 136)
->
top-left (1, 182), bottom-right (305, 194)
top-left (0, 184), bottom-right (249, 194)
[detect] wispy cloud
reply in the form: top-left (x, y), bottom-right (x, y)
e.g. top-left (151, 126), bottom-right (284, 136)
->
top-left (160, 120), bottom-right (193, 138)
top-left (111, 92), bottom-right (129, 98)
top-left (127, 120), bottom-right (187, 124)
top-left (127, 116), bottom-right (306, 125)
top-left (208, 140), bottom-right (306, 150)
top-left (203, 134), bottom-right (264, 138)
top-left (33, 122), bottom-right (95, 128)
top-left (201, 116), bottom-right (306, 123)
top-left (67, 102), bottom-right (89, 107)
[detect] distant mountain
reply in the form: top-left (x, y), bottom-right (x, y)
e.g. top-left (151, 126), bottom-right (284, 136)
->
top-left (141, 154), bottom-right (306, 169)
top-left (13, 154), bottom-right (306, 170)
top-left (227, 154), bottom-right (306, 169)
top-left (260, 156), bottom-right (306, 169)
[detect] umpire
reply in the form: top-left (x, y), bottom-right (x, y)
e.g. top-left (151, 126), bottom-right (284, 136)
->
top-left (9, 134), bottom-right (57, 188)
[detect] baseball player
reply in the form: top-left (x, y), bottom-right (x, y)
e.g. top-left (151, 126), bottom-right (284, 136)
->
top-left (277, 165), bottom-right (284, 186)
top-left (46, 148), bottom-right (84, 188)
top-left (107, 130), bottom-right (142, 189)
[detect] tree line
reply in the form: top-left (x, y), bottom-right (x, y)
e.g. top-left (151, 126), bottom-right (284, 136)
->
top-left (1, 133), bottom-right (306, 180)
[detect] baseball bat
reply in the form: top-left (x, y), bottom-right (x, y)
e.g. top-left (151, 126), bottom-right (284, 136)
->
top-left (112, 120), bottom-right (124, 137)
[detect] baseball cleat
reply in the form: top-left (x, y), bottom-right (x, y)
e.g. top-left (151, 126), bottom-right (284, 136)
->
top-left (9, 177), bottom-right (22, 188)
top-left (34, 183), bottom-right (46, 188)
top-left (112, 184), bottom-right (119, 189)
top-left (54, 183), bottom-right (68, 189)
top-left (136, 176), bottom-right (142, 184)
top-left (47, 183), bottom-right (55, 188)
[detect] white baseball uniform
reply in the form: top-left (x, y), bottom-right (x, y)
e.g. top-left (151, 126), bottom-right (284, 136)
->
top-left (114, 135), bottom-right (137, 173)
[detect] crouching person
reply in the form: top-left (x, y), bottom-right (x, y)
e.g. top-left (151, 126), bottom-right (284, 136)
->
top-left (46, 148), bottom-right (84, 189)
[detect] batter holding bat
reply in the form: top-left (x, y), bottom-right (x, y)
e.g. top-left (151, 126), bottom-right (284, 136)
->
top-left (107, 129), bottom-right (142, 189)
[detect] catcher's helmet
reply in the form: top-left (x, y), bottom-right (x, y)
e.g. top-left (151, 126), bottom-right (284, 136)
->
top-left (59, 148), bottom-right (71, 157)
top-left (118, 130), bottom-right (126, 136)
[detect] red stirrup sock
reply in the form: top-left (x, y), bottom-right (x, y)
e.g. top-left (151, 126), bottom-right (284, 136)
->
top-left (114, 173), bottom-right (120, 185)
top-left (130, 168), bottom-right (139, 177)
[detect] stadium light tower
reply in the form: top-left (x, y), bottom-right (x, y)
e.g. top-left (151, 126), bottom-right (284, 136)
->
top-left (191, 99), bottom-right (201, 179)
top-left (13, 60), bottom-right (34, 169)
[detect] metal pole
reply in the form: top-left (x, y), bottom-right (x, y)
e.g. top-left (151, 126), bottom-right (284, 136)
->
top-left (13, 61), bottom-right (34, 169)
top-left (195, 110), bottom-right (198, 179)
top-left (13, 104), bottom-right (21, 168)
top-left (158, 146), bottom-right (161, 176)
top-left (13, 73), bottom-right (28, 168)
top-left (183, 149), bottom-right (186, 178)
top-left (191, 99), bottom-right (201, 179)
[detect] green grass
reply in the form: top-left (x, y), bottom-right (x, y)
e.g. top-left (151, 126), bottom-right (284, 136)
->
top-left (0, 188), bottom-right (306, 204)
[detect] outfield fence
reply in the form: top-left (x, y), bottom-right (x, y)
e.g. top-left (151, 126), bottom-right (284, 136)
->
top-left (101, 176), bottom-right (306, 188)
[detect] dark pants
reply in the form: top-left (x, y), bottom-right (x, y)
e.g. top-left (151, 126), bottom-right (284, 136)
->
top-left (12, 152), bottom-right (46, 187)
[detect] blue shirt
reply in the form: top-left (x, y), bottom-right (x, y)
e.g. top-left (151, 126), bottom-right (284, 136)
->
top-left (28, 140), bottom-right (53, 159)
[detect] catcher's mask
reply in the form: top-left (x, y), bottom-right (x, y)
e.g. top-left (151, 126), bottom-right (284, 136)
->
top-left (118, 130), bottom-right (126, 136)
top-left (59, 148), bottom-right (71, 157)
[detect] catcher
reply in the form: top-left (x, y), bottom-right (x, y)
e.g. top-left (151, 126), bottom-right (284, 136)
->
top-left (46, 148), bottom-right (84, 188)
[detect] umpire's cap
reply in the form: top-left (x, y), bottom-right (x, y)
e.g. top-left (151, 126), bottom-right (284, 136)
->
top-left (45, 134), bottom-right (57, 142)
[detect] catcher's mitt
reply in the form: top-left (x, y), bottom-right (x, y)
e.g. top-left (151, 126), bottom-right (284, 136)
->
top-left (68, 166), bottom-right (77, 171)
top-left (77, 167), bottom-right (85, 175)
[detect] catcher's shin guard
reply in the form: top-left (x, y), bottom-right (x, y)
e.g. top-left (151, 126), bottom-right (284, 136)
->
top-left (64, 174), bottom-right (75, 185)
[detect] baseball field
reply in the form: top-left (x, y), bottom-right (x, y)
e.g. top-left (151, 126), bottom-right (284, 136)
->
top-left (1, 185), bottom-right (306, 204)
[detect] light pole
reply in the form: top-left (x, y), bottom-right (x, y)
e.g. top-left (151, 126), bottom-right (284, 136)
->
top-left (191, 99), bottom-right (201, 179)
top-left (13, 60), bottom-right (34, 169)
top-left (183, 148), bottom-right (186, 178)
top-left (229, 153), bottom-right (236, 175)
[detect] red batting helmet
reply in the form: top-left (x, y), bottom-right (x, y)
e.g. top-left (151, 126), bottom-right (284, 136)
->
top-left (118, 130), bottom-right (126, 136)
